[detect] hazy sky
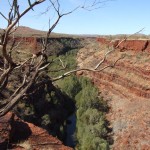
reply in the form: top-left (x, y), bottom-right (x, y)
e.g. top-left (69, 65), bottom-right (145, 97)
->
top-left (0, 0), bottom-right (150, 35)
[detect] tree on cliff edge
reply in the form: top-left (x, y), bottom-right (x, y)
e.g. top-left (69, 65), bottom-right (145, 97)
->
top-left (0, 0), bottom-right (118, 117)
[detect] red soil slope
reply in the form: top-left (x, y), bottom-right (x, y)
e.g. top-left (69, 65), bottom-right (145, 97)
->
top-left (0, 112), bottom-right (72, 150)
top-left (77, 38), bottom-right (150, 149)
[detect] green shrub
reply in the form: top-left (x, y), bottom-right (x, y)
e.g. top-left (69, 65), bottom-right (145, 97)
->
top-left (58, 75), bottom-right (109, 149)
top-left (46, 48), bottom-right (109, 149)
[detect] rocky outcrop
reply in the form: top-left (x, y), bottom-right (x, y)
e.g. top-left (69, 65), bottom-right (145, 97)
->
top-left (0, 112), bottom-right (72, 150)
top-left (97, 37), bottom-right (150, 52)
top-left (117, 40), bottom-right (148, 52)
top-left (77, 38), bottom-right (150, 149)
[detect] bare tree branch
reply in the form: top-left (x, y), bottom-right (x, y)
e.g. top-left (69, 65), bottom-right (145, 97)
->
top-left (2, 0), bottom-right (45, 65)
top-left (59, 56), bottom-right (66, 69)
top-left (0, 12), bottom-right (9, 21)
top-left (0, 0), bottom-right (144, 118)
top-left (0, 60), bottom-right (43, 117)
top-left (38, 62), bottom-right (50, 71)
top-left (51, 28), bottom-right (144, 81)
top-left (51, 57), bottom-right (122, 82)
top-left (94, 47), bottom-right (114, 70)
top-left (114, 28), bottom-right (145, 48)
top-left (82, 0), bottom-right (113, 11)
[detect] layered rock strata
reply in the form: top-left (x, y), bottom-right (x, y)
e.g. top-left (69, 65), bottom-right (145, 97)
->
top-left (77, 38), bottom-right (150, 149)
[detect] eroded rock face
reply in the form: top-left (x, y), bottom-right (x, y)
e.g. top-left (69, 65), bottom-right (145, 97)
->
top-left (118, 40), bottom-right (148, 51)
top-left (97, 37), bottom-right (150, 52)
top-left (77, 38), bottom-right (150, 149)
top-left (0, 112), bottom-right (72, 150)
top-left (8, 36), bottom-right (82, 56)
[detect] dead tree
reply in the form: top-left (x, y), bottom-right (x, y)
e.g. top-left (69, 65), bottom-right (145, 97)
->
top-left (0, 0), bottom-right (140, 117)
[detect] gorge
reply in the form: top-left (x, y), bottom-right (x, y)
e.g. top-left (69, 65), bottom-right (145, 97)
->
top-left (0, 29), bottom-right (150, 149)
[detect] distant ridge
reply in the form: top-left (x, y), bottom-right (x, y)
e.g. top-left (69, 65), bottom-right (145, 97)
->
top-left (0, 26), bottom-right (149, 39)
top-left (0, 26), bottom-right (71, 37)
top-left (0, 26), bottom-right (101, 38)
top-left (15, 26), bottom-right (47, 37)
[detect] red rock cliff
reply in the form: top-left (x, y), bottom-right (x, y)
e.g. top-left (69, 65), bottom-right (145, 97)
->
top-left (8, 37), bottom-right (38, 54)
top-left (97, 37), bottom-right (150, 52)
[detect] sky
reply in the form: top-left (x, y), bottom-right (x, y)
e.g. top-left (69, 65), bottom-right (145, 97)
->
top-left (0, 0), bottom-right (150, 35)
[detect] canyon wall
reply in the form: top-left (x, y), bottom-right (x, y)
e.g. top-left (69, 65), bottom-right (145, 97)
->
top-left (77, 38), bottom-right (150, 149)
top-left (97, 37), bottom-right (150, 52)
top-left (8, 36), bottom-right (82, 55)
top-left (2, 36), bottom-right (150, 149)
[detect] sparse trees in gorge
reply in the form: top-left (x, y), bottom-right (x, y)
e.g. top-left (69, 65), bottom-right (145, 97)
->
top-left (0, 0), bottom-right (140, 117)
